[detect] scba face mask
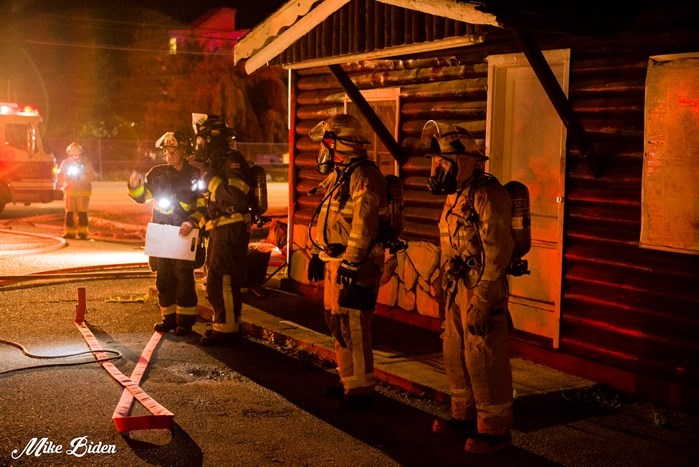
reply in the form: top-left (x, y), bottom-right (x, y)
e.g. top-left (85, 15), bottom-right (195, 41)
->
top-left (192, 136), bottom-right (209, 162)
top-left (316, 135), bottom-right (337, 174)
top-left (191, 114), bottom-right (235, 164)
top-left (421, 120), bottom-right (489, 195)
top-left (427, 155), bottom-right (458, 195)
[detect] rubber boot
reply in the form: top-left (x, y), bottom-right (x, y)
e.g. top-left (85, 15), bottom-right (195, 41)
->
top-left (154, 313), bottom-right (177, 333)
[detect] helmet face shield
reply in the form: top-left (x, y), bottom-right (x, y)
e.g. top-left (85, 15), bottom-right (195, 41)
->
top-left (309, 116), bottom-right (370, 144)
top-left (309, 115), bottom-right (369, 173)
top-left (427, 155), bottom-right (458, 195)
top-left (421, 120), bottom-right (489, 162)
top-left (308, 121), bottom-right (327, 142)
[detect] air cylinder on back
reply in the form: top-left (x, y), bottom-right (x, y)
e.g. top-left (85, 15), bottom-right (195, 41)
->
top-left (504, 180), bottom-right (531, 276)
top-left (250, 164), bottom-right (268, 216)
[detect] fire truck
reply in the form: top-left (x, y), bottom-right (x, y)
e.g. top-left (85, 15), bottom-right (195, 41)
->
top-left (0, 103), bottom-right (63, 213)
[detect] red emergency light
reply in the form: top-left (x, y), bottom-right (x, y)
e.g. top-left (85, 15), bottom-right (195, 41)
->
top-left (0, 102), bottom-right (39, 116)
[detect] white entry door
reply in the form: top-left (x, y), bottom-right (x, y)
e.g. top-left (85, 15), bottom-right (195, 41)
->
top-left (486, 49), bottom-right (569, 348)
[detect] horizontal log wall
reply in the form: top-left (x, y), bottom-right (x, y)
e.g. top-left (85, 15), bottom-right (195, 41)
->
top-left (539, 23), bottom-right (699, 399)
top-left (292, 53), bottom-right (493, 243)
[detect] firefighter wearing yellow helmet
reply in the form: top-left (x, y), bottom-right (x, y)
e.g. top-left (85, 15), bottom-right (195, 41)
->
top-left (423, 120), bottom-right (515, 453)
top-left (306, 114), bottom-right (389, 410)
top-left (57, 142), bottom-right (96, 239)
top-left (128, 131), bottom-right (205, 336)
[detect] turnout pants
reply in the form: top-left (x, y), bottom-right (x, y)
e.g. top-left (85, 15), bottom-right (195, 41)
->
top-left (63, 192), bottom-right (91, 236)
top-left (442, 293), bottom-right (513, 435)
top-left (323, 254), bottom-right (383, 395)
top-left (206, 222), bottom-right (250, 334)
top-left (156, 257), bottom-right (198, 326)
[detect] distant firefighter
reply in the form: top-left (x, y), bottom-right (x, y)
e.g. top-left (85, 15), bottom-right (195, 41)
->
top-left (57, 142), bottom-right (96, 240)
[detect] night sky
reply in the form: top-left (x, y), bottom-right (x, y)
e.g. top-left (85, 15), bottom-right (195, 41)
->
top-left (0, 0), bottom-right (289, 135)
top-left (1, 0), bottom-right (288, 29)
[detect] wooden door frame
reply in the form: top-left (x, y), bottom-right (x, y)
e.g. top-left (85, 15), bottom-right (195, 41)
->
top-left (485, 49), bottom-right (569, 348)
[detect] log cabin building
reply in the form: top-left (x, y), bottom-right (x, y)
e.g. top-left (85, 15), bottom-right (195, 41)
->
top-left (234, 0), bottom-right (699, 409)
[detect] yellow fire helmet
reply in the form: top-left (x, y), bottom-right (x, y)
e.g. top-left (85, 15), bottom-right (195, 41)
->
top-left (421, 120), bottom-right (488, 162)
top-left (66, 142), bottom-right (84, 158)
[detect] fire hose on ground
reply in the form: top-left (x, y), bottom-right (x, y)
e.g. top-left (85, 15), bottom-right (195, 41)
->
top-left (0, 276), bottom-right (175, 433)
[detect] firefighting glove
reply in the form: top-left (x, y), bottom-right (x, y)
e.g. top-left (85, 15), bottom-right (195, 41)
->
top-left (447, 255), bottom-right (468, 279)
top-left (307, 254), bottom-right (325, 282)
top-left (466, 303), bottom-right (490, 336)
top-left (337, 259), bottom-right (360, 286)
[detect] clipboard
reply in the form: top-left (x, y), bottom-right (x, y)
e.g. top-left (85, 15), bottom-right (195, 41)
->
top-left (144, 223), bottom-right (200, 261)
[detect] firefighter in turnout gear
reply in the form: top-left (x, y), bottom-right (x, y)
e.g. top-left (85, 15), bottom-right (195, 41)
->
top-left (191, 114), bottom-right (254, 347)
top-left (128, 131), bottom-right (205, 336)
top-left (57, 142), bottom-right (96, 239)
top-left (307, 114), bottom-right (388, 410)
top-left (423, 120), bottom-right (515, 454)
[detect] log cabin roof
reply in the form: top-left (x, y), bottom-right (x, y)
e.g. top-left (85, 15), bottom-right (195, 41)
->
top-left (234, 0), bottom-right (499, 74)
top-left (234, 0), bottom-right (648, 74)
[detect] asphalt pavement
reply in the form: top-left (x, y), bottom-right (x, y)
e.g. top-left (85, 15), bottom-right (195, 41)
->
top-left (1, 215), bottom-right (698, 466)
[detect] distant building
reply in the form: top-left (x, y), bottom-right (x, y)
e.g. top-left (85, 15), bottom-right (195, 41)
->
top-left (169, 8), bottom-right (248, 54)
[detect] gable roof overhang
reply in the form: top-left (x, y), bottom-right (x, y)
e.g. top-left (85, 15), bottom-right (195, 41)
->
top-left (234, 0), bottom-right (500, 74)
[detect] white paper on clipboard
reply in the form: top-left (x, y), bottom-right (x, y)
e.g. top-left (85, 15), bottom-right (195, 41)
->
top-left (144, 223), bottom-right (199, 261)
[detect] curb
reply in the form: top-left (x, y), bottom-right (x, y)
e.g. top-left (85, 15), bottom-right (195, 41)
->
top-left (240, 305), bottom-right (452, 402)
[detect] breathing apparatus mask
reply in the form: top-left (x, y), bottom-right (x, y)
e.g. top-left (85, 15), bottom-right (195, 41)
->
top-left (308, 114), bottom-right (370, 174)
top-left (313, 130), bottom-right (339, 175)
top-left (421, 120), bottom-right (488, 195)
top-left (427, 155), bottom-right (459, 195)
top-left (191, 113), bottom-right (236, 166)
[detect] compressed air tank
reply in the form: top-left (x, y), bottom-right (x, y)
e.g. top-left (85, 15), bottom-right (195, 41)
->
top-left (250, 164), bottom-right (268, 216)
top-left (504, 180), bottom-right (531, 260)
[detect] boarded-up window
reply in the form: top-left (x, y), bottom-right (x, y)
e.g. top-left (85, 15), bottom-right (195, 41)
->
top-left (641, 53), bottom-right (699, 255)
top-left (344, 88), bottom-right (400, 176)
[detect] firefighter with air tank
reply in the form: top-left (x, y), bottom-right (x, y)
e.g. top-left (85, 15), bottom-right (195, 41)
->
top-left (423, 120), bottom-right (528, 454)
top-left (306, 114), bottom-right (394, 411)
top-left (189, 114), bottom-right (268, 347)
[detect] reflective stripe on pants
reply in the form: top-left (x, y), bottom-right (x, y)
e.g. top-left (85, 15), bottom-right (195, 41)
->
top-left (335, 308), bottom-right (375, 393)
top-left (324, 259), bottom-right (381, 394)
